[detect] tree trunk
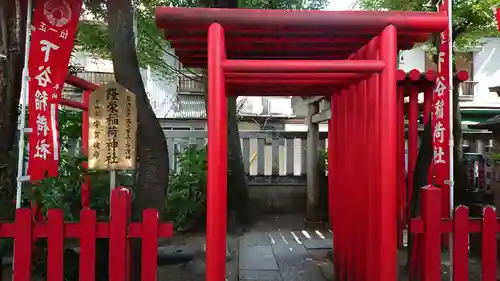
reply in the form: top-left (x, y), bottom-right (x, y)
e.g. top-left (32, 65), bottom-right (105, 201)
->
top-left (199, 0), bottom-right (252, 228)
top-left (0, 1), bottom-right (26, 207)
top-left (0, 2), bottom-right (27, 280)
top-left (106, 0), bottom-right (169, 214)
top-left (226, 96), bottom-right (251, 227)
top-left (106, 0), bottom-right (169, 280)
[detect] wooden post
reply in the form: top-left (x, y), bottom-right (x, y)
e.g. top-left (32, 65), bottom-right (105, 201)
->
top-left (306, 100), bottom-right (320, 223)
top-left (420, 186), bottom-right (441, 281)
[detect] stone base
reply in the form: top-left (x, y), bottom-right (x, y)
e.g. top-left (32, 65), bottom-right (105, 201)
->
top-left (303, 218), bottom-right (325, 229)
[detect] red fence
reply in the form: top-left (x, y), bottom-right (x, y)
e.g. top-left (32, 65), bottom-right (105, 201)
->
top-left (410, 186), bottom-right (498, 281)
top-left (0, 188), bottom-right (173, 281)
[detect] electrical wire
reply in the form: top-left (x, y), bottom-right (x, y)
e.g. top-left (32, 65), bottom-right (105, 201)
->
top-left (141, 29), bottom-right (206, 81)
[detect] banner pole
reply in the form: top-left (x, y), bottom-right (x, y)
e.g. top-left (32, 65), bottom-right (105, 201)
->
top-left (110, 170), bottom-right (116, 209)
top-left (15, 0), bottom-right (33, 209)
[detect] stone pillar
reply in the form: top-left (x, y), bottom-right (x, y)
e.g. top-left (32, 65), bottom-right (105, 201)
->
top-left (306, 101), bottom-right (320, 223)
top-left (476, 139), bottom-right (485, 154)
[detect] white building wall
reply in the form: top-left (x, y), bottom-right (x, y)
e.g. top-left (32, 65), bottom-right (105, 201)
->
top-left (70, 48), bottom-right (179, 118)
top-left (470, 38), bottom-right (500, 107)
top-left (398, 47), bottom-right (426, 72)
top-left (397, 39), bottom-right (500, 107)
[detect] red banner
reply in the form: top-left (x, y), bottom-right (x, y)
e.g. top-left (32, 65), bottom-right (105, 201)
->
top-left (493, 6), bottom-right (500, 32)
top-left (27, 0), bottom-right (83, 181)
top-left (432, 0), bottom-right (452, 219)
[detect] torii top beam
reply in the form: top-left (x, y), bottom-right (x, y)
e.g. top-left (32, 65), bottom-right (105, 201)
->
top-left (155, 7), bottom-right (448, 69)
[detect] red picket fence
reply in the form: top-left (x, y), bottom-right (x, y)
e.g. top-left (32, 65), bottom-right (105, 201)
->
top-left (410, 186), bottom-right (498, 281)
top-left (0, 188), bottom-right (174, 281)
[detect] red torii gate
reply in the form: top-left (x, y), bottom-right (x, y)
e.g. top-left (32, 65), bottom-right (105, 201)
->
top-left (60, 74), bottom-right (98, 209)
top-left (155, 7), bottom-right (448, 281)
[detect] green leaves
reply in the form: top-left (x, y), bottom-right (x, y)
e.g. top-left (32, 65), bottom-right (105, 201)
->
top-left (163, 145), bottom-right (207, 231)
top-left (358, 0), bottom-right (500, 49)
top-left (77, 0), bottom-right (329, 81)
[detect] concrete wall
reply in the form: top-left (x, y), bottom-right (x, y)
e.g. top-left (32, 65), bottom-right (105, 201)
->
top-left (248, 184), bottom-right (307, 215)
top-left (470, 38), bottom-right (500, 107)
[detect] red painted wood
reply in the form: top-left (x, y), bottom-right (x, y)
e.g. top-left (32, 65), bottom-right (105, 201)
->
top-left (13, 209), bottom-right (32, 281)
top-left (2, 189), bottom-right (175, 281)
top-left (353, 82), bottom-right (361, 281)
top-left (47, 210), bottom-right (64, 281)
top-left (457, 70), bottom-right (468, 81)
top-left (338, 90), bottom-right (346, 281)
top-left (222, 59), bottom-right (385, 73)
top-left (365, 37), bottom-right (379, 281)
top-left (226, 79), bottom-right (349, 85)
top-left (59, 98), bottom-right (87, 110)
top-left (225, 72), bottom-right (368, 79)
top-left (408, 69), bottom-right (421, 81)
top-left (79, 209), bottom-right (97, 281)
top-left (397, 86), bottom-right (406, 249)
top-left (206, 23), bottom-right (228, 281)
top-left (420, 186), bottom-right (441, 281)
top-left (481, 207), bottom-right (497, 281)
top-left (407, 86), bottom-right (419, 224)
top-left (141, 209), bottom-right (160, 281)
top-left (425, 70), bottom-right (437, 82)
top-left (65, 74), bottom-right (98, 91)
top-left (109, 188), bottom-right (130, 281)
top-left (378, 25), bottom-right (398, 281)
top-left (0, 218), bottom-right (174, 238)
top-left (453, 206), bottom-right (469, 281)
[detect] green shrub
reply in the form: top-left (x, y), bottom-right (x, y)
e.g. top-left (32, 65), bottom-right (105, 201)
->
top-left (163, 145), bottom-right (207, 232)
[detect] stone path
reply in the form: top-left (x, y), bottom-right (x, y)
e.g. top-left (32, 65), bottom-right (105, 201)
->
top-left (156, 215), bottom-right (334, 281)
top-left (238, 215), bottom-right (333, 281)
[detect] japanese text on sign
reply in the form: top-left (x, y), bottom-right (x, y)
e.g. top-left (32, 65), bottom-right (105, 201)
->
top-left (88, 82), bottom-right (137, 170)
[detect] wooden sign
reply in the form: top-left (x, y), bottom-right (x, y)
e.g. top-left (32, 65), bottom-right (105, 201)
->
top-left (88, 82), bottom-right (137, 170)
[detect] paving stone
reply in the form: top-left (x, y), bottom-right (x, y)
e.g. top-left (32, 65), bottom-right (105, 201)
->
top-left (239, 270), bottom-right (283, 281)
top-left (269, 231), bottom-right (326, 281)
top-left (239, 245), bottom-right (279, 270)
top-left (302, 239), bottom-right (333, 250)
top-left (240, 231), bottom-right (271, 246)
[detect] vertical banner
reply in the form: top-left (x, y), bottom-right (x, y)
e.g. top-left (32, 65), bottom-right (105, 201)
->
top-left (432, 0), bottom-right (452, 219)
top-left (27, 0), bottom-right (83, 181)
top-left (493, 6), bottom-right (500, 32)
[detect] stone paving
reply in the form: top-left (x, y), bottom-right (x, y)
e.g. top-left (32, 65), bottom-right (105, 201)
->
top-left (157, 215), bottom-right (334, 281)
top-left (238, 215), bottom-right (333, 281)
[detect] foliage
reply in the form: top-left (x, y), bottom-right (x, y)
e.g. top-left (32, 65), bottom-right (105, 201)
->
top-left (78, 0), bottom-right (329, 80)
top-left (163, 145), bottom-right (208, 231)
top-left (320, 148), bottom-right (328, 172)
top-left (239, 0), bottom-right (328, 9)
top-left (357, 0), bottom-right (500, 49)
top-left (21, 109), bottom-right (132, 220)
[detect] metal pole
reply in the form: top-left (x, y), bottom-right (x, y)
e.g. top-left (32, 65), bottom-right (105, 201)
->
top-left (15, 0), bottom-right (33, 209)
top-left (110, 170), bottom-right (116, 205)
top-left (446, 0), bottom-right (454, 279)
top-left (81, 91), bottom-right (91, 209)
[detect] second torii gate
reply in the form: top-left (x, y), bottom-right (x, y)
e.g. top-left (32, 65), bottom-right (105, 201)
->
top-left (155, 7), bottom-right (449, 281)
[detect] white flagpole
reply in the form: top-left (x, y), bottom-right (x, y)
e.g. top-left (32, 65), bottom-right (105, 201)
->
top-left (132, 0), bottom-right (138, 48)
top-left (446, 0), bottom-right (454, 279)
top-left (15, 0), bottom-right (33, 209)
